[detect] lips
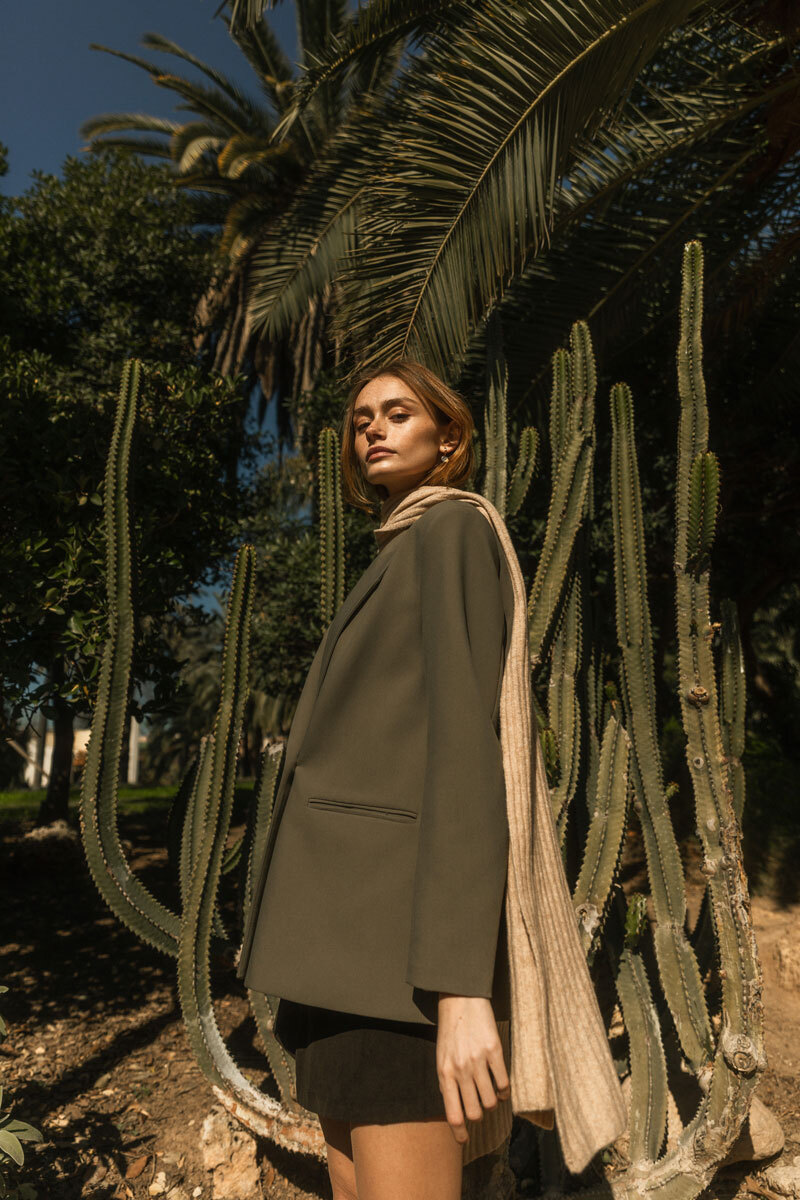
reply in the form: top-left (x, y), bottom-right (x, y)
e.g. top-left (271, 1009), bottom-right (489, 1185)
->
top-left (366, 449), bottom-right (394, 460)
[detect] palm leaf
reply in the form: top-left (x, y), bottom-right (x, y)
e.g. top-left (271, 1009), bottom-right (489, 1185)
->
top-left (331, 0), bottom-right (703, 376)
top-left (289, 0), bottom-right (465, 112)
top-left (247, 97), bottom-right (385, 337)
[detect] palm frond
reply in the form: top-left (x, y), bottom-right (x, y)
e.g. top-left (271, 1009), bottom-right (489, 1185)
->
top-left (296, 0), bottom-right (349, 65)
top-left (224, 0), bottom-right (286, 35)
top-left (455, 23), bottom-right (800, 403)
top-left (225, 12), bottom-right (295, 115)
top-left (332, 0), bottom-right (703, 376)
top-left (292, 0), bottom-right (467, 111)
top-left (80, 112), bottom-right (181, 142)
top-left (246, 98), bottom-right (384, 338)
top-left (216, 134), bottom-right (296, 178)
top-left (80, 136), bottom-right (177, 160)
top-left (141, 31), bottom-right (263, 115)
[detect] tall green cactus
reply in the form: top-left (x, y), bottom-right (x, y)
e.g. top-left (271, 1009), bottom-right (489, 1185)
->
top-left (81, 241), bottom-right (767, 1198)
top-left (610, 379), bottom-right (713, 1071)
top-left (81, 361), bottom-right (326, 1161)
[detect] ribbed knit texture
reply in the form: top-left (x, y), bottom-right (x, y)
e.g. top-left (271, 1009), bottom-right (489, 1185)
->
top-left (374, 485), bottom-right (627, 1172)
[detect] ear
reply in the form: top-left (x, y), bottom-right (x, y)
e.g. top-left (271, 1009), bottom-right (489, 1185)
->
top-left (440, 417), bottom-right (461, 455)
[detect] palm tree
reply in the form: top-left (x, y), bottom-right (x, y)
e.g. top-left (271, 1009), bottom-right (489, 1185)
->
top-left (81, 2), bottom-right (403, 448)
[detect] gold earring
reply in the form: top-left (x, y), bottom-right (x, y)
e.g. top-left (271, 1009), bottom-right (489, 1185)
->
top-left (440, 452), bottom-right (450, 463)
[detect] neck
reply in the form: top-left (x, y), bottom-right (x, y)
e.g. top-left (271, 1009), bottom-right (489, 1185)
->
top-left (378, 483), bottom-right (426, 524)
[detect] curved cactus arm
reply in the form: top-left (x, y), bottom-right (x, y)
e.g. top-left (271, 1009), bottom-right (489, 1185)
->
top-left (177, 545), bottom-right (263, 1096)
top-left (673, 240), bottom-right (765, 1142)
top-left (483, 308), bottom-right (508, 516)
top-left (180, 735), bottom-right (214, 909)
top-left (79, 360), bottom-right (181, 956)
top-left (238, 744), bottom-right (301, 1107)
top-left (719, 597), bottom-right (746, 825)
top-left (319, 426), bottom-right (345, 625)
top-left (528, 325), bottom-right (597, 671)
top-left (613, 894), bottom-right (668, 1165)
top-left (171, 735), bottom-right (228, 943)
top-left (174, 545), bottom-right (318, 1155)
top-left (610, 380), bottom-right (713, 1070)
top-left (506, 425), bottom-right (538, 517)
top-left (574, 714), bottom-right (631, 956)
top-left (246, 987), bottom-right (305, 1117)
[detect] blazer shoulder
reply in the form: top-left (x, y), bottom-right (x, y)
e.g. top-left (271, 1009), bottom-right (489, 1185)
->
top-left (415, 497), bottom-right (500, 565)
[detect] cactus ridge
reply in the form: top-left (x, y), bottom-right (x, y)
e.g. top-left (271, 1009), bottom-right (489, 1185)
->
top-left (686, 451), bottom-right (720, 570)
top-left (549, 348), bottom-right (571, 472)
top-left (569, 319), bottom-right (597, 437)
top-left (506, 425), bottom-right (538, 517)
top-left (548, 581), bottom-right (583, 845)
top-left (574, 714), bottom-right (631, 954)
top-left (719, 598), bottom-right (746, 824)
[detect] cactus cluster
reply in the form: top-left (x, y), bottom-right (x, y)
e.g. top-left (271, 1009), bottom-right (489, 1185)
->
top-left (80, 241), bottom-right (765, 1195)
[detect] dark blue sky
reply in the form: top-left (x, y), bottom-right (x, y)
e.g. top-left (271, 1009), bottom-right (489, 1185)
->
top-left (1, 0), bottom-right (299, 197)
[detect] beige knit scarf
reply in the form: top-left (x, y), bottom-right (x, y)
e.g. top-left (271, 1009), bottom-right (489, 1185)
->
top-left (374, 484), bottom-right (627, 1173)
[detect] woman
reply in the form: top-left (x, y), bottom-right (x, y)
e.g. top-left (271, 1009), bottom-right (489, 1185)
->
top-left (236, 359), bottom-right (626, 1199)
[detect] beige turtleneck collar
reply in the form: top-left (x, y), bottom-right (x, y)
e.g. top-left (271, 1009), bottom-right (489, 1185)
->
top-left (378, 483), bottom-right (427, 526)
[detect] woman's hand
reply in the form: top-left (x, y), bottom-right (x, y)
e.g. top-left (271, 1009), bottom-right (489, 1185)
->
top-left (436, 993), bottom-right (511, 1147)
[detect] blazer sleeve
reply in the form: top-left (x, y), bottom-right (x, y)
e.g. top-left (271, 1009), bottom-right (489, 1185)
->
top-left (405, 502), bottom-right (509, 999)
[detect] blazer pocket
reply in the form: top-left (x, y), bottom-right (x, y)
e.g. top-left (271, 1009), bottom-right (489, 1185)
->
top-left (307, 796), bottom-right (417, 823)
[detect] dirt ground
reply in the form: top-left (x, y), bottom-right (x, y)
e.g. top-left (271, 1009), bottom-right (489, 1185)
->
top-left (1, 806), bottom-right (798, 1200)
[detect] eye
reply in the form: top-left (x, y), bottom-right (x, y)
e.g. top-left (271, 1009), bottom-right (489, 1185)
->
top-left (355, 412), bottom-right (409, 433)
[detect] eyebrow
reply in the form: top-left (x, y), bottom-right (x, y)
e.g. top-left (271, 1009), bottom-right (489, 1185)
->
top-left (352, 396), bottom-right (419, 419)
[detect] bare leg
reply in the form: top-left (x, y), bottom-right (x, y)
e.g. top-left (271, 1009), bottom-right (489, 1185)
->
top-left (350, 1116), bottom-right (462, 1200)
top-left (318, 1114), bottom-right (358, 1200)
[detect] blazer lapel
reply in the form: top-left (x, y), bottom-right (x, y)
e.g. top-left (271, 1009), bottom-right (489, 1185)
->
top-left (316, 548), bottom-right (393, 698)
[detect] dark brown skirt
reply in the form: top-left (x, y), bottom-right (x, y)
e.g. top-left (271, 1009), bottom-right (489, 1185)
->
top-left (274, 998), bottom-right (447, 1124)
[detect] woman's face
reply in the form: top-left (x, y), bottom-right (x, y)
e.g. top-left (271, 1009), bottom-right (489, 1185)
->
top-left (352, 374), bottom-right (459, 498)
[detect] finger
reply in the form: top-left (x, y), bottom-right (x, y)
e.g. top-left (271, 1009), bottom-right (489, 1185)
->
top-left (488, 1041), bottom-right (511, 1099)
top-left (439, 1071), bottom-right (468, 1144)
top-left (456, 1071), bottom-right (485, 1124)
top-left (473, 1058), bottom-right (501, 1111)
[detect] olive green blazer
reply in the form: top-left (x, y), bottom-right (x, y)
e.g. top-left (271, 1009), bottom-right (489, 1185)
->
top-left (236, 498), bottom-right (514, 1025)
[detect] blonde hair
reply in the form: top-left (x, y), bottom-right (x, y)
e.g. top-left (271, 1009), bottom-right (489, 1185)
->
top-left (340, 359), bottom-right (476, 514)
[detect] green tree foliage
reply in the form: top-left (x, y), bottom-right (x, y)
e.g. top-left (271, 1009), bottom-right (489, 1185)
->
top-left (0, 151), bottom-right (249, 820)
